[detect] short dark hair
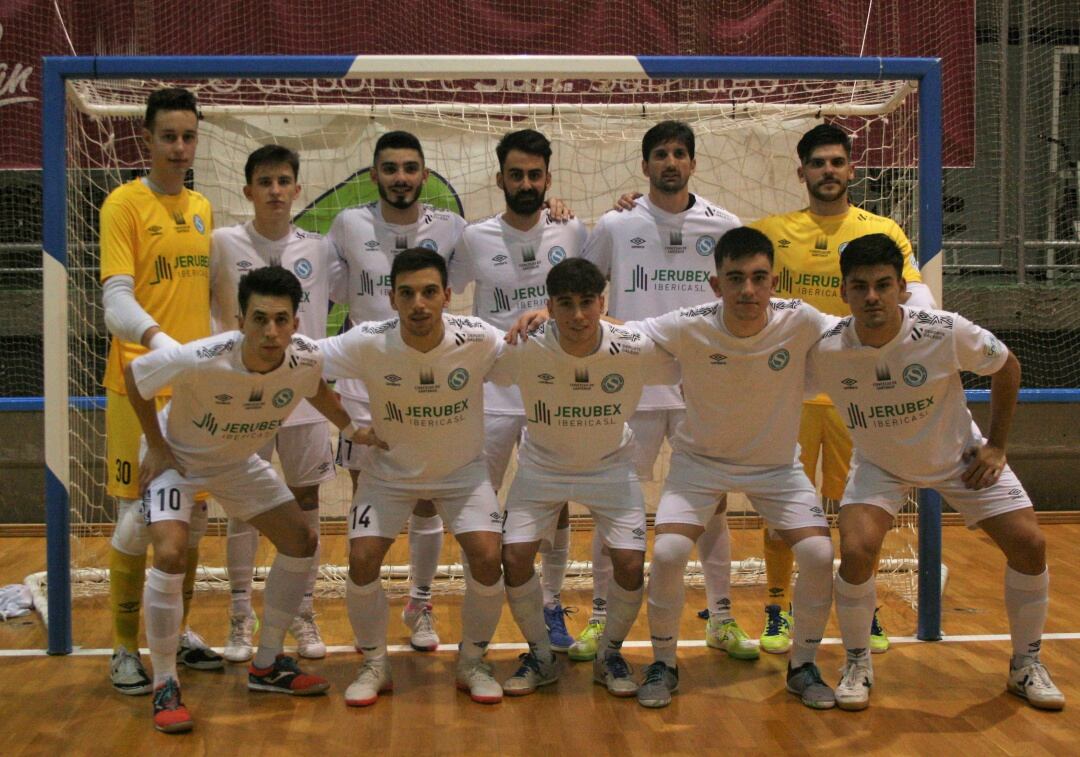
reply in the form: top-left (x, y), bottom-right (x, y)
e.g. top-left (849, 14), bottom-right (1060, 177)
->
top-left (244, 145), bottom-right (300, 185)
top-left (390, 247), bottom-right (447, 288)
top-left (496, 129), bottom-right (552, 169)
top-left (144, 87), bottom-right (199, 131)
top-left (796, 123), bottom-right (852, 164)
top-left (546, 258), bottom-right (606, 298)
top-left (238, 265), bottom-right (303, 315)
top-left (642, 120), bottom-right (695, 161)
top-left (839, 233), bottom-right (904, 280)
top-left (373, 130), bottom-right (424, 165)
top-left (715, 226), bottom-right (774, 268)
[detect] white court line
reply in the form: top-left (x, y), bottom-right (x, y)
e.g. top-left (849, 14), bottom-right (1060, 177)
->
top-left (2, 632), bottom-right (1080, 658)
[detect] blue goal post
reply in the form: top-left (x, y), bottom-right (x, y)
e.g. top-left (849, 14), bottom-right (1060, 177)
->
top-left (41, 54), bottom-right (943, 654)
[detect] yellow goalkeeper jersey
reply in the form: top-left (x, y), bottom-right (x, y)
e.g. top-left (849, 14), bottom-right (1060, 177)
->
top-left (99, 180), bottom-right (213, 394)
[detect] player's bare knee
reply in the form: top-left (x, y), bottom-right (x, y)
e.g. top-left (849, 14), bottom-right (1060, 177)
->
top-left (152, 541), bottom-right (188, 573)
top-left (501, 546), bottom-right (536, 587)
top-left (611, 551), bottom-right (645, 591)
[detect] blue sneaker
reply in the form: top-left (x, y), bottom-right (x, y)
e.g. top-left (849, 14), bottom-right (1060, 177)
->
top-left (544, 604), bottom-right (576, 652)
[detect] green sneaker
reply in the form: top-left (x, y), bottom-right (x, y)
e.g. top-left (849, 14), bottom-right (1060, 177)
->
top-left (706, 617), bottom-right (759, 660)
top-left (759, 604), bottom-right (793, 655)
top-left (870, 608), bottom-right (890, 654)
top-left (568, 618), bottom-right (605, 662)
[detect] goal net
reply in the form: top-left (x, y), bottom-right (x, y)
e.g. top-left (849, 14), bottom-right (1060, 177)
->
top-left (43, 56), bottom-right (941, 647)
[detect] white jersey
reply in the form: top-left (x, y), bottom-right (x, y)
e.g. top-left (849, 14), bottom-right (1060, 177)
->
top-left (632, 298), bottom-right (835, 466)
top-left (318, 313), bottom-right (503, 484)
top-left (487, 321), bottom-right (678, 478)
top-left (130, 332), bottom-right (324, 476)
top-left (210, 222), bottom-right (344, 426)
top-left (583, 193), bottom-right (740, 409)
top-left (809, 306), bottom-right (1009, 482)
top-left (451, 209), bottom-right (588, 415)
top-left (328, 202), bottom-right (466, 402)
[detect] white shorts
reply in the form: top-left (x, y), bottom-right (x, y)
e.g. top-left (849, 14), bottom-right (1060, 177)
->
top-left (503, 465), bottom-right (646, 551)
top-left (484, 413), bottom-right (526, 490)
top-left (142, 455), bottom-right (294, 526)
top-left (349, 459), bottom-right (502, 540)
top-left (655, 451), bottom-right (828, 531)
top-left (336, 396), bottom-right (373, 470)
top-left (840, 454), bottom-right (1033, 528)
top-left (629, 408), bottom-right (684, 481)
top-left (258, 421), bottom-right (336, 488)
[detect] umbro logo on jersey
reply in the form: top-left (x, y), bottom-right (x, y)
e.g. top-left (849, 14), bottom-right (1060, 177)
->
top-left (214, 394), bottom-right (233, 404)
top-left (492, 254), bottom-right (509, 266)
top-left (630, 237), bottom-right (646, 248)
top-left (384, 374), bottom-right (402, 386)
top-left (147, 225), bottom-right (163, 236)
top-left (710, 353), bottom-right (727, 365)
top-left (149, 255), bottom-right (173, 285)
top-left (778, 238), bottom-right (791, 248)
top-left (364, 240), bottom-right (380, 249)
top-left (1009, 488), bottom-right (1025, 499)
top-left (537, 373), bottom-right (555, 385)
top-left (841, 377), bottom-right (858, 389)
top-left (193, 412), bottom-right (219, 435)
top-left (632, 528), bottom-right (646, 538)
top-left (236, 260), bottom-right (253, 271)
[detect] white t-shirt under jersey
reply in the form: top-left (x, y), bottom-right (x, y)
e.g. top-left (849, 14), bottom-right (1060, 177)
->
top-left (583, 193), bottom-right (740, 410)
top-left (328, 202), bottom-right (466, 403)
top-left (809, 306), bottom-right (1010, 483)
top-left (487, 321), bottom-right (678, 478)
top-left (451, 209), bottom-right (588, 415)
top-left (631, 298), bottom-right (835, 466)
top-left (130, 332), bottom-right (324, 476)
top-left (318, 313), bottom-right (504, 484)
top-left (210, 222), bottom-right (344, 426)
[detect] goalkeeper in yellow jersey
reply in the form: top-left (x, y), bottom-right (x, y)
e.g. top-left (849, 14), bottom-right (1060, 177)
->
top-left (748, 124), bottom-right (935, 655)
top-left (100, 88), bottom-right (220, 695)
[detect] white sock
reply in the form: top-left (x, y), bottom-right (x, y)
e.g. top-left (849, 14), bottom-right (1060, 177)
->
top-left (506, 572), bottom-right (552, 660)
top-left (144, 567), bottom-right (185, 686)
top-left (298, 509), bottom-right (321, 616)
top-left (253, 553), bottom-right (313, 669)
top-left (347, 575), bottom-right (388, 660)
top-left (459, 566), bottom-right (504, 663)
top-left (1005, 566), bottom-right (1049, 667)
top-left (789, 536), bottom-right (834, 668)
top-left (591, 533), bottom-right (612, 621)
top-left (647, 533), bottom-right (694, 667)
top-left (226, 517), bottom-right (259, 617)
top-left (599, 579), bottom-right (644, 658)
top-left (539, 523), bottom-right (571, 608)
top-left (698, 511), bottom-right (732, 622)
top-left (835, 574), bottom-right (876, 661)
top-left (408, 513), bottom-right (444, 604)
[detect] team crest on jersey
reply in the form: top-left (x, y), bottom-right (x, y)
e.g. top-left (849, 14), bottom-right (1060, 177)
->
top-left (272, 388), bottom-right (295, 408)
top-left (902, 364), bottom-right (927, 387)
top-left (547, 246), bottom-right (567, 265)
top-left (768, 349), bottom-right (790, 371)
top-left (196, 339), bottom-right (235, 360)
top-left (447, 368), bottom-right (470, 390)
top-left (418, 238), bottom-right (438, 251)
top-left (695, 235), bottom-right (716, 256)
top-left (293, 258), bottom-right (313, 280)
top-left (193, 214), bottom-right (206, 234)
top-left (601, 373), bottom-right (624, 393)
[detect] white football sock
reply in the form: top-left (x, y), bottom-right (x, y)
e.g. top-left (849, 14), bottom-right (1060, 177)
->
top-left (599, 579), bottom-right (644, 658)
top-left (144, 567), bottom-right (184, 686)
top-left (253, 553), bottom-right (313, 668)
top-left (835, 574), bottom-right (876, 662)
top-left (789, 536), bottom-right (834, 668)
top-left (647, 533), bottom-right (694, 667)
top-left (698, 511), bottom-right (733, 622)
top-left (1005, 565), bottom-right (1049, 667)
top-left (226, 517), bottom-right (258, 617)
top-left (347, 575), bottom-right (388, 661)
top-left (539, 523), bottom-right (571, 608)
top-left (506, 572), bottom-right (552, 661)
top-left (590, 533), bottom-right (612, 621)
top-left (408, 513), bottom-right (444, 604)
top-left (459, 566), bottom-right (504, 663)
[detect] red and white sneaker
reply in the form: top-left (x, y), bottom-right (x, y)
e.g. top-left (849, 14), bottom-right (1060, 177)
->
top-left (248, 654), bottom-right (329, 696)
top-left (152, 678), bottom-right (193, 734)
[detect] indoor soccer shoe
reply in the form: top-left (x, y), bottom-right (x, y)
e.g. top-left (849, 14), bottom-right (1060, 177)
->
top-left (402, 603), bottom-right (441, 652)
top-left (176, 629), bottom-right (225, 670)
top-left (456, 658), bottom-right (503, 704)
top-left (706, 617), bottom-right (759, 660)
top-left (345, 658), bottom-right (393, 706)
top-left (224, 612), bottom-right (259, 663)
top-left (568, 618), bottom-right (604, 662)
top-left (636, 661), bottom-right (679, 708)
top-left (759, 604), bottom-right (793, 655)
top-left (503, 651), bottom-right (558, 696)
top-left (248, 654), bottom-right (329, 696)
top-left (870, 608), bottom-right (890, 654)
top-left (543, 603), bottom-right (575, 652)
top-left (290, 612), bottom-right (327, 659)
top-left (593, 651), bottom-right (638, 697)
top-left (786, 662), bottom-right (836, 710)
top-left (110, 645), bottom-right (152, 696)
top-left (835, 658), bottom-right (874, 711)
top-left (1008, 661), bottom-right (1066, 710)
top-left (152, 678), bottom-right (193, 734)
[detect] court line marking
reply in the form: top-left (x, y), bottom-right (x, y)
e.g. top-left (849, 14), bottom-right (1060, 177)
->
top-left (2, 632), bottom-right (1079, 657)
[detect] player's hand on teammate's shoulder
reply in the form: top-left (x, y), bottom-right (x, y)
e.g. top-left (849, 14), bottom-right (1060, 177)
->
top-left (139, 442), bottom-right (185, 493)
top-left (351, 426), bottom-right (389, 450)
top-left (504, 308), bottom-right (550, 344)
top-left (614, 191), bottom-right (643, 211)
top-left (961, 442), bottom-right (1007, 490)
top-left (545, 197), bottom-right (575, 222)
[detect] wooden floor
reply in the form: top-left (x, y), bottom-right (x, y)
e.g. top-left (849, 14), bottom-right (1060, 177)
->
top-left (1, 525), bottom-right (1078, 756)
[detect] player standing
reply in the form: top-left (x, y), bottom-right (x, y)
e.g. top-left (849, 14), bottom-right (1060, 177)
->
top-left (210, 145), bottom-right (345, 661)
top-left (810, 233), bottom-right (1064, 712)
top-left (100, 87), bottom-right (222, 695)
top-left (450, 129), bottom-right (588, 652)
